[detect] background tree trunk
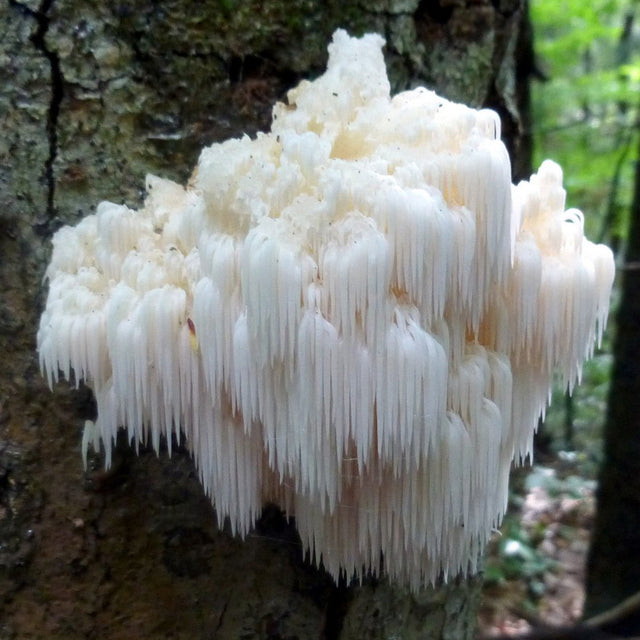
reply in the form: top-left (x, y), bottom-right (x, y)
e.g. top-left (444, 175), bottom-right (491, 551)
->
top-left (0, 1), bottom-right (529, 637)
top-left (584, 110), bottom-right (640, 635)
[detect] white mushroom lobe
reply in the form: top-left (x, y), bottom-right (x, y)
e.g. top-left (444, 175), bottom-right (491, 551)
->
top-left (38, 30), bottom-right (614, 590)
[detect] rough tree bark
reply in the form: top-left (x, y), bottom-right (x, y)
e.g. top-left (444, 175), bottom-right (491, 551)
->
top-left (0, 1), bottom-right (530, 638)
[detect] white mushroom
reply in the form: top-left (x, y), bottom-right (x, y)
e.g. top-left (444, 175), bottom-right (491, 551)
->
top-left (38, 29), bottom-right (615, 591)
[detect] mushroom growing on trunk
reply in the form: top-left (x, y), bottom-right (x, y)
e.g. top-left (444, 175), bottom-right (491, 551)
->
top-left (38, 30), bottom-right (614, 591)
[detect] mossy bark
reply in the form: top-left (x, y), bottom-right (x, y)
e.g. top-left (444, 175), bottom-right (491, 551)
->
top-left (0, 1), bottom-right (528, 637)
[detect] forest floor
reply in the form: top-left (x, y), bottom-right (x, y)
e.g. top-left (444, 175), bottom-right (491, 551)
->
top-left (477, 460), bottom-right (595, 636)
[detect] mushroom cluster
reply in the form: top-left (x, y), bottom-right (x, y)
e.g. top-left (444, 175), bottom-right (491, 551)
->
top-left (38, 30), bottom-right (614, 590)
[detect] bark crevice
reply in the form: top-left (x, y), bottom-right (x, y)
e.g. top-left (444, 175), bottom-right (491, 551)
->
top-left (11, 0), bottom-right (63, 224)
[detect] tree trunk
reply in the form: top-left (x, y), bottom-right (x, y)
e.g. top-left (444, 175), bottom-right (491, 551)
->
top-left (584, 108), bottom-right (640, 635)
top-left (0, 1), bottom-right (528, 637)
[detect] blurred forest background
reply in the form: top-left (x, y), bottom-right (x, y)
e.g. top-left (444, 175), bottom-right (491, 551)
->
top-left (480, 0), bottom-right (640, 635)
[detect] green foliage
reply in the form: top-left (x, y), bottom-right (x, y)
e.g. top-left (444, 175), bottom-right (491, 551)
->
top-left (531, 0), bottom-right (640, 242)
top-left (484, 466), bottom-right (594, 610)
top-left (485, 516), bottom-right (556, 588)
top-left (531, 1), bottom-right (619, 67)
top-left (524, 465), bottom-right (596, 499)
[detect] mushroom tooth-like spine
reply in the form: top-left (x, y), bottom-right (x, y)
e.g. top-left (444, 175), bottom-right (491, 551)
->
top-left (295, 309), bottom-right (342, 509)
top-left (459, 143), bottom-right (513, 333)
top-left (241, 222), bottom-right (302, 368)
top-left (341, 338), bottom-right (374, 473)
top-left (381, 186), bottom-right (453, 324)
top-left (195, 232), bottom-right (242, 398)
top-left (374, 308), bottom-right (447, 475)
top-left (507, 236), bottom-right (543, 361)
top-left (320, 213), bottom-right (391, 346)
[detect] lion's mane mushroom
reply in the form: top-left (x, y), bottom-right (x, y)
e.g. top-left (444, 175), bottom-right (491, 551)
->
top-left (38, 30), bottom-right (614, 590)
